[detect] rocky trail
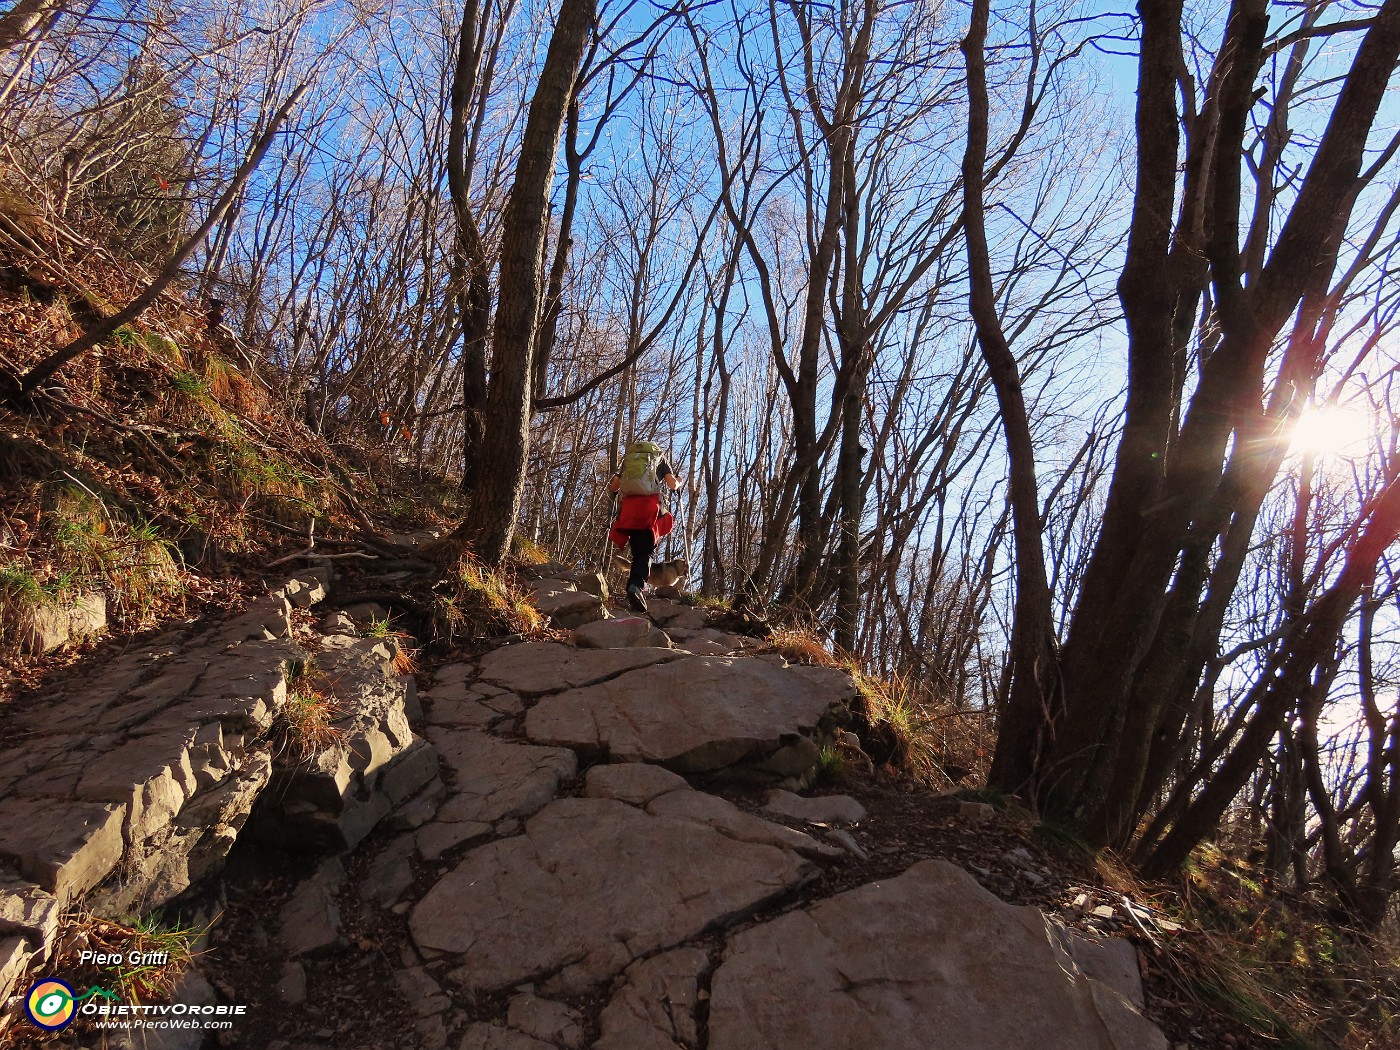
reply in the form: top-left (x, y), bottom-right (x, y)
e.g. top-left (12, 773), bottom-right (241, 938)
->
top-left (1, 556), bottom-right (1184, 1050)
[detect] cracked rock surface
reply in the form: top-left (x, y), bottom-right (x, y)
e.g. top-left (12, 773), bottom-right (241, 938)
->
top-left (707, 858), bottom-right (1168, 1050)
top-left (3, 576), bottom-right (1171, 1050)
top-left (409, 795), bottom-right (816, 996)
top-left (524, 654), bottom-right (854, 778)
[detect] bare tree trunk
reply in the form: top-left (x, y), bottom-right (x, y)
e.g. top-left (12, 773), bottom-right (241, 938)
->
top-left (455, 0), bottom-right (595, 564)
top-left (962, 0), bottom-right (1057, 795)
top-left (833, 359), bottom-right (865, 652)
top-left (447, 0), bottom-right (492, 492)
top-left (988, 0), bottom-right (1400, 855)
top-left (1144, 467), bottom-right (1400, 876)
top-left (532, 95), bottom-right (580, 404)
top-left (0, 0), bottom-right (65, 53)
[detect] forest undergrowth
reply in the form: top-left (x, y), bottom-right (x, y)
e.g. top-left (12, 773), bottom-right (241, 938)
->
top-left (0, 199), bottom-right (477, 696)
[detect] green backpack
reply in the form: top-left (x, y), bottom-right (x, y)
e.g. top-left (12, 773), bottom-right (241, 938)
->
top-left (618, 440), bottom-right (664, 495)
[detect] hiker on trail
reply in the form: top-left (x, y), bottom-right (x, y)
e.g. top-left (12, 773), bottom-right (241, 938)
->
top-left (608, 440), bottom-right (683, 614)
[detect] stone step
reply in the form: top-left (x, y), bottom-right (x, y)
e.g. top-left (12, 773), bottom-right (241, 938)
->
top-left (247, 634), bottom-right (439, 853)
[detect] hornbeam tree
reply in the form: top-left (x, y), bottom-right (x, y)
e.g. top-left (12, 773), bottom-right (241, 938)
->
top-left (967, 0), bottom-right (1400, 865)
top-left (455, 0), bottom-right (597, 564)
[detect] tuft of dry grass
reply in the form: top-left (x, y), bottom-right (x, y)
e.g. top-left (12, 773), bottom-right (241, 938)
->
top-left (35, 911), bottom-right (205, 1010)
top-left (360, 613), bottom-right (420, 673)
top-left (390, 637), bottom-right (417, 676)
top-left (0, 483), bottom-right (185, 650)
top-left (767, 626), bottom-right (844, 667)
top-left (429, 551), bottom-right (546, 645)
top-left (49, 486), bottom-right (184, 627)
top-left (278, 668), bottom-right (346, 759)
top-left (853, 668), bottom-right (992, 788)
top-left (202, 354), bottom-right (260, 415)
top-left (757, 626), bottom-right (991, 789)
top-left (510, 532), bottom-right (552, 565)
top-left (687, 592), bottom-right (732, 611)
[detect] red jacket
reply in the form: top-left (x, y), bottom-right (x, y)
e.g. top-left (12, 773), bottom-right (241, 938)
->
top-left (609, 494), bottom-right (673, 547)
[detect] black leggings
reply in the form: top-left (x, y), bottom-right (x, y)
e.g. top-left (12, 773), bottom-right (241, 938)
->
top-left (626, 530), bottom-right (655, 590)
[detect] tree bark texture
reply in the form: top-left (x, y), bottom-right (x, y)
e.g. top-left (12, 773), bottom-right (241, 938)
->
top-left (458, 0), bottom-right (596, 564)
top-left (447, 0), bottom-right (492, 492)
top-left (0, 0), bottom-right (65, 53)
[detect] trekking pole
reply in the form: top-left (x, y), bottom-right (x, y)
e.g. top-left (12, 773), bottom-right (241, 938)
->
top-left (603, 486), bottom-right (619, 570)
top-left (662, 484), bottom-right (673, 559)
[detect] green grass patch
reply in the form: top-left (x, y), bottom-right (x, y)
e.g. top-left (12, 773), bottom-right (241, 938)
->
top-left (1032, 818), bottom-right (1095, 860)
top-left (38, 484), bottom-right (185, 628)
top-left (815, 744), bottom-right (846, 785)
top-left (170, 370), bottom-right (209, 398)
top-left (110, 324), bottom-right (140, 348)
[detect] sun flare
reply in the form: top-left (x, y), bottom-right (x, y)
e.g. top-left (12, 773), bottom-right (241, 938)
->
top-left (1288, 404), bottom-right (1376, 459)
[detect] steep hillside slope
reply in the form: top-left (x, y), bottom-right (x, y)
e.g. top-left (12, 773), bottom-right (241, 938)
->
top-left (0, 201), bottom-right (439, 694)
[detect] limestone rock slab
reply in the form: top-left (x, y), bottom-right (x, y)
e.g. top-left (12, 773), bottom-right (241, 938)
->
top-left (583, 764), bottom-right (689, 806)
top-left (481, 691), bottom-right (524, 716)
top-left (252, 637), bottom-right (426, 851)
top-left (531, 582), bottom-right (604, 630)
top-left (76, 732), bottom-right (197, 843)
top-left (507, 993), bottom-right (584, 1049)
top-left (9, 733), bottom-right (121, 799)
top-left (0, 740), bottom-right (71, 798)
top-left (379, 739), bottom-right (441, 809)
top-left (426, 696), bottom-right (501, 729)
top-left (410, 797), bottom-right (814, 996)
top-left (707, 859), bottom-right (1168, 1050)
top-left (427, 727), bottom-right (576, 825)
top-left (667, 629), bottom-right (736, 657)
top-left (19, 590), bottom-right (106, 653)
top-left (395, 965), bottom-right (450, 1017)
top-left (644, 599), bottom-right (711, 631)
top-left (458, 1025), bottom-right (557, 1050)
top-left (415, 819), bottom-right (491, 862)
top-left (276, 960), bottom-right (307, 1004)
top-left (0, 796), bottom-right (126, 899)
top-left (478, 641), bottom-right (676, 696)
top-left (364, 835), bottom-right (417, 908)
top-left (524, 656), bottom-right (855, 774)
top-left (646, 788), bottom-right (841, 861)
top-left (222, 592), bottom-right (293, 642)
top-left (1068, 934), bottom-right (1145, 1010)
top-left (280, 859), bottom-right (347, 957)
top-left (762, 789), bottom-right (867, 826)
top-left (1, 934), bottom-right (35, 1007)
top-left (596, 946), bottom-right (709, 1050)
top-left (88, 750), bottom-right (273, 916)
top-left (282, 573), bottom-right (328, 610)
top-left (572, 617), bottom-right (670, 650)
top-left (0, 872), bottom-right (61, 950)
top-left (573, 571), bottom-right (608, 600)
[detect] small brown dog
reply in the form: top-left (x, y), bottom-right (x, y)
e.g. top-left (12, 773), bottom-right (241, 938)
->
top-left (613, 556), bottom-right (690, 589)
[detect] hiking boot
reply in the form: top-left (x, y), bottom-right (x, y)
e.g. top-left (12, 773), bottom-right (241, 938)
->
top-left (626, 583), bottom-right (648, 614)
